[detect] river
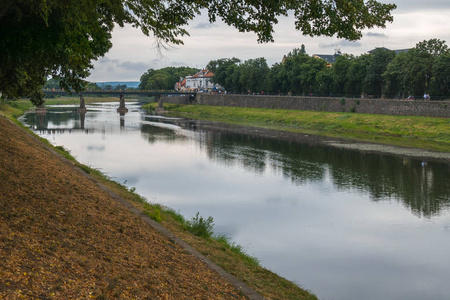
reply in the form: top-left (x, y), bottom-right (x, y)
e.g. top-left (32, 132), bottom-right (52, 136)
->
top-left (22, 101), bottom-right (450, 300)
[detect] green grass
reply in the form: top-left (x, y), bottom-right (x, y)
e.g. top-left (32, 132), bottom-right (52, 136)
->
top-left (147, 103), bottom-right (450, 152)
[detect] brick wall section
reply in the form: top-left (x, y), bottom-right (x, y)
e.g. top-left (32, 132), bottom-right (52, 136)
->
top-left (186, 94), bottom-right (450, 118)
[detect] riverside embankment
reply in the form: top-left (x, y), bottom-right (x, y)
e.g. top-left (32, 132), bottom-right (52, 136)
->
top-left (0, 100), bottom-right (318, 300)
top-left (150, 99), bottom-right (450, 154)
top-left (197, 94), bottom-right (450, 118)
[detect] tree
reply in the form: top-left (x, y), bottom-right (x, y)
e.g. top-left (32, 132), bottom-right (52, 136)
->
top-left (297, 56), bottom-right (327, 95)
top-left (114, 84), bottom-right (127, 91)
top-left (346, 54), bottom-right (371, 96)
top-left (331, 54), bottom-right (353, 95)
top-left (365, 48), bottom-right (395, 97)
top-left (0, 0), bottom-right (396, 104)
top-left (85, 82), bottom-right (101, 91)
top-left (206, 58), bottom-right (240, 74)
top-left (239, 58), bottom-right (270, 93)
top-left (431, 52), bottom-right (450, 96)
top-left (43, 79), bottom-right (62, 91)
top-left (315, 67), bottom-right (333, 96)
top-left (401, 39), bottom-right (449, 96)
top-left (139, 67), bottom-right (198, 90)
top-left (212, 59), bottom-right (241, 91)
top-left (383, 52), bottom-right (409, 98)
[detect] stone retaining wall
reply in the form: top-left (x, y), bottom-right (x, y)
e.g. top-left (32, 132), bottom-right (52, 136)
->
top-left (161, 95), bottom-right (191, 105)
top-left (188, 94), bottom-right (450, 118)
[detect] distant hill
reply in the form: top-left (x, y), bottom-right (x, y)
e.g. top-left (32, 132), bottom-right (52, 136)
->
top-left (96, 81), bottom-right (140, 89)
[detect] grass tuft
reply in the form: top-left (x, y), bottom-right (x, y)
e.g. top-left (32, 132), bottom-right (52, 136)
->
top-left (187, 212), bottom-right (214, 239)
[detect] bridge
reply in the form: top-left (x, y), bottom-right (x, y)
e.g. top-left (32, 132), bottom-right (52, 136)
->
top-left (43, 90), bottom-right (196, 113)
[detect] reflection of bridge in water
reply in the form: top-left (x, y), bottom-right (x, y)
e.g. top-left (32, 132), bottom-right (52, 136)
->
top-left (34, 109), bottom-right (127, 130)
top-left (44, 90), bottom-right (197, 113)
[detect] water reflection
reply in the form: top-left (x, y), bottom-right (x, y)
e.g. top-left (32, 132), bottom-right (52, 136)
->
top-left (25, 107), bottom-right (450, 217)
top-left (140, 115), bottom-right (450, 218)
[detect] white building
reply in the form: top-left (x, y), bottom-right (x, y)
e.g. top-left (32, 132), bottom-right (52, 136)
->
top-left (183, 69), bottom-right (222, 91)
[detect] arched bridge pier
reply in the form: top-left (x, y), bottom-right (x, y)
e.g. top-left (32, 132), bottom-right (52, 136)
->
top-left (117, 94), bottom-right (129, 114)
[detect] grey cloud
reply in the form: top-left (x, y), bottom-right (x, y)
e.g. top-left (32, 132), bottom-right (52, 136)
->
top-left (96, 57), bottom-right (116, 64)
top-left (193, 22), bottom-right (218, 29)
top-left (391, 0), bottom-right (450, 13)
top-left (96, 57), bottom-right (151, 72)
top-left (319, 40), bottom-right (362, 48)
top-left (365, 32), bottom-right (388, 38)
top-left (118, 61), bottom-right (149, 72)
top-left (170, 61), bottom-right (192, 67)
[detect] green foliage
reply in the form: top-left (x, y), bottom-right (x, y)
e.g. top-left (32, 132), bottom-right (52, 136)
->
top-left (143, 205), bottom-right (162, 223)
top-left (209, 38), bottom-right (450, 98)
top-left (78, 164), bottom-right (92, 174)
top-left (139, 67), bottom-right (199, 90)
top-left (87, 83), bottom-right (100, 91)
top-left (44, 78), bottom-right (62, 90)
top-left (164, 208), bottom-right (187, 225)
top-left (383, 39), bottom-right (450, 97)
top-left (30, 90), bottom-right (45, 107)
top-left (209, 58), bottom-right (241, 90)
top-left (331, 54), bottom-right (354, 95)
top-left (206, 58), bottom-right (240, 74)
top-left (365, 48), bottom-right (395, 95)
top-left (431, 52), bottom-right (450, 95)
top-left (239, 58), bottom-right (270, 93)
top-left (187, 212), bottom-right (214, 239)
top-left (215, 235), bottom-right (260, 266)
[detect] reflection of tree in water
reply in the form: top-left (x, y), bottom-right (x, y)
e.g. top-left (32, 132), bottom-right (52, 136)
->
top-left (25, 108), bottom-right (79, 130)
top-left (202, 132), bottom-right (268, 175)
top-left (198, 130), bottom-right (450, 218)
top-left (140, 123), bottom-right (187, 144)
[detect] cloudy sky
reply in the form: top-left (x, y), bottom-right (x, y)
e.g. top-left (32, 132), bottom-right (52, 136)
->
top-left (87, 0), bottom-right (450, 82)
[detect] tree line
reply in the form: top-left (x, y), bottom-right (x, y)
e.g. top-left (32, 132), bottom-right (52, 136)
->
top-left (209, 38), bottom-right (450, 99)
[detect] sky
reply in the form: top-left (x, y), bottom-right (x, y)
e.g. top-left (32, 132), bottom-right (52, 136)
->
top-left (87, 0), bottom-right (450, 82)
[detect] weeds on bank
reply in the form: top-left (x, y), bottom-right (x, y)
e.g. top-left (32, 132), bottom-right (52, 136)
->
top-left (187, 212), bottom-right (214, 238)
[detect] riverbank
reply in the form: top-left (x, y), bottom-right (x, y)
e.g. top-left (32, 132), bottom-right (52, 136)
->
top-left (0, 100), bottom-right (318, 300)
top-left (145, 103), bottom-right (450, 153)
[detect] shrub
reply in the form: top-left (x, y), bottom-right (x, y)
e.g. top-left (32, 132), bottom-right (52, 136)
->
top-left (187, 212), bottom-right (214, 239)
top-left (144, 207), bottom-right (162, 223)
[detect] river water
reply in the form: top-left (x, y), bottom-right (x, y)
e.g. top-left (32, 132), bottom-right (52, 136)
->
top-left (22, 102), bottom-right (450, 300)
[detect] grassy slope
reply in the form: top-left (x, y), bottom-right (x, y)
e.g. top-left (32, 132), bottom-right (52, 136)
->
top-left (147, 103), bottom-right (450, 152)
top-left (1, 98), bottom-right (318, 300)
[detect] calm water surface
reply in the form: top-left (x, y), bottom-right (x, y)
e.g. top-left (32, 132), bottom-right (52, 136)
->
top-left (23, 102), bottom-right (450, 300)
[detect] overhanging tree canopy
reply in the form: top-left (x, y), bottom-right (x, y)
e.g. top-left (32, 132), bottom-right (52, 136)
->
top-left (0, 0), bottom-right (396, 104)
